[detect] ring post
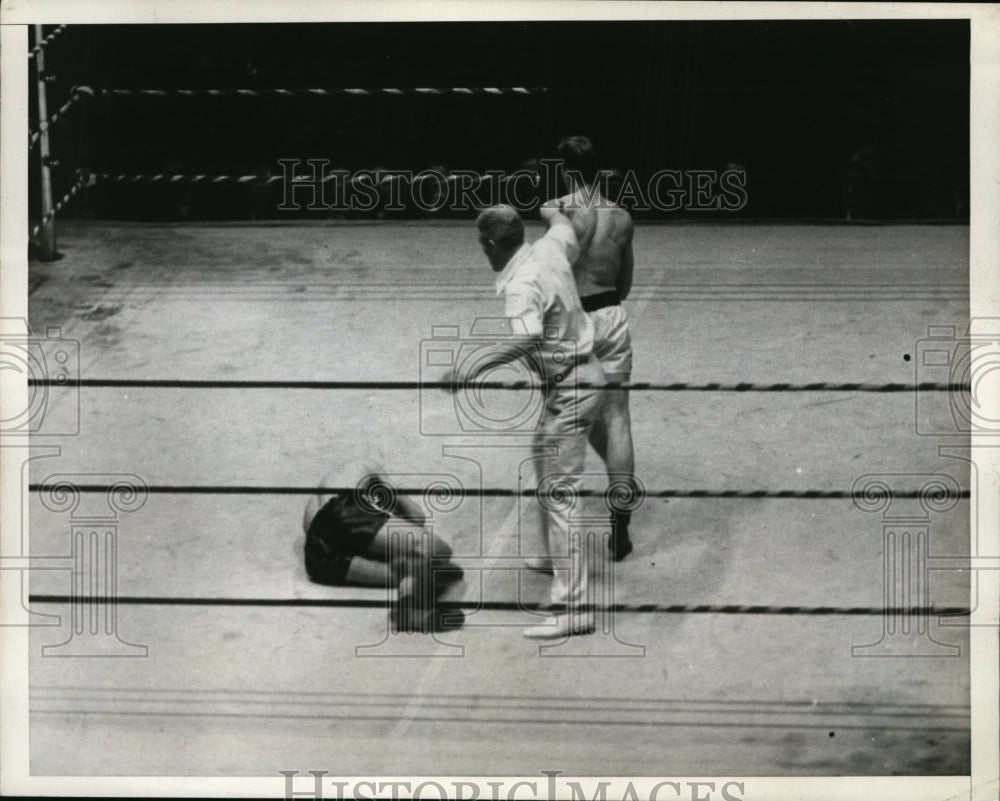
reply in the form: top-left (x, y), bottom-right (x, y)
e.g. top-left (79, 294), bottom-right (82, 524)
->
top-left (34, 25), bottom-right (57, 261)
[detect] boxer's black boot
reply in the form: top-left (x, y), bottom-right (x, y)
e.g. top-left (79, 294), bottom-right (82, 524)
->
top-left (609, 510), bottom-right (633, 562)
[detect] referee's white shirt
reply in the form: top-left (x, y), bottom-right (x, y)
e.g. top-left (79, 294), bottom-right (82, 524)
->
top-left (493, 222), bottom-right (595, 382)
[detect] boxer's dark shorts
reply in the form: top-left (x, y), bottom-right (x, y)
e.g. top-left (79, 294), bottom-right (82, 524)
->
top-left (304, 495), bottom-right (381, 585)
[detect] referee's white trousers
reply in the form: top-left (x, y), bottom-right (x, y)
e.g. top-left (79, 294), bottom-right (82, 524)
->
top-left (531, 357), bottom-right (605, 609)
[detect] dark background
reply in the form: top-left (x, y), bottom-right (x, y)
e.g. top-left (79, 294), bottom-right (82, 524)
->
top-left (30, 19), bottom-right (969, 221)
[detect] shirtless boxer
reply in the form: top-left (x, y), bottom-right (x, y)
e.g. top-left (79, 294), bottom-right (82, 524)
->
top-left (544, 135), bottom-right (637, 561)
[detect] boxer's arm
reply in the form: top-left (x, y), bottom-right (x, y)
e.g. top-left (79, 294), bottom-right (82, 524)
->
top-left (369, 471), bottom-right (427, 525)
top-left (387, 491), bottom-right (427, 526)
top-left (540, 200), bottom-right (575, 237)
top-left (539, 198), bottom-right (563, 225)
top-left (542, 198), bottom-right (595, 268)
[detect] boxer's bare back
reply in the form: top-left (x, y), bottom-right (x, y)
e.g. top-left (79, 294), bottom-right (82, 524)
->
top-left (558, 188), bottom-right (634, 299)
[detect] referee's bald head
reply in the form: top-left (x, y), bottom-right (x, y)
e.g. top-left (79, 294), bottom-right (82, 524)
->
top-left (476, 205), bottom-right (524, 249)
top-left (476, 205), bottom-right (525, 271)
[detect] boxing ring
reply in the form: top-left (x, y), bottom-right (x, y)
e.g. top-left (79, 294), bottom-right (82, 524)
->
top-left (7, 21), bottom-right (987, 789)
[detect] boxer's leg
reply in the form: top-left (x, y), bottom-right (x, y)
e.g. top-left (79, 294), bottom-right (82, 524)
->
top-left (591, 307), bottom-right (637, 560)
top-left (342, 556), bottom-right (391, 586)
top-left (602, 372), bottom-right (636, 561)
top-left (362, 526), bottom-right (463, 633)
